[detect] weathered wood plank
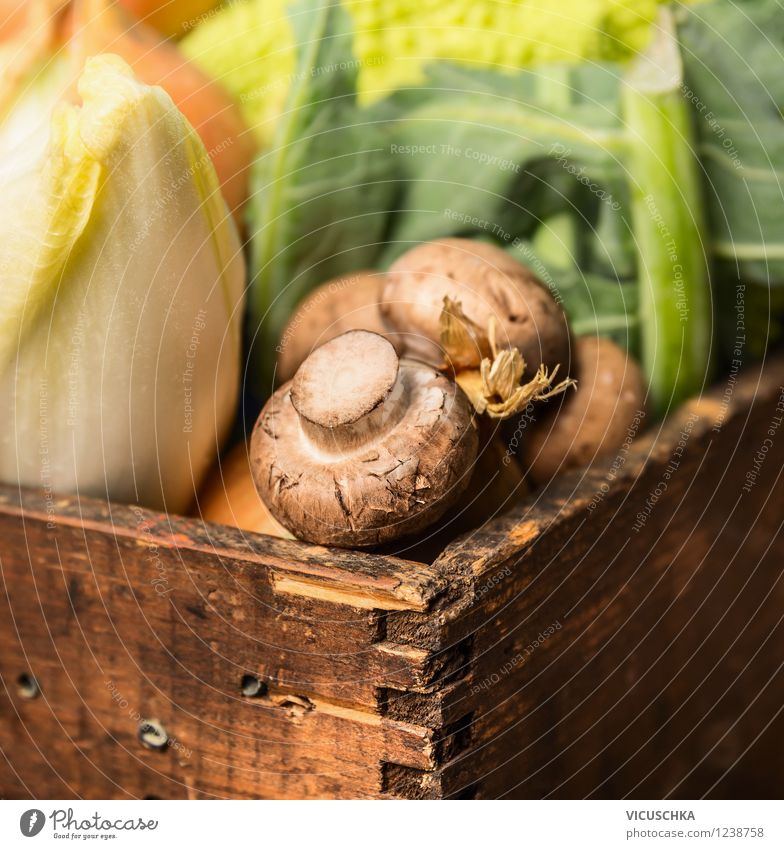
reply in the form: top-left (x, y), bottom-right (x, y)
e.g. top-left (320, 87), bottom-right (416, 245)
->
top-left (0, 517), bottom-right (442, 709)
top-left (0, 603), bottom-right (436, 799)
top-left (0, 488), bottom-right (444, 612)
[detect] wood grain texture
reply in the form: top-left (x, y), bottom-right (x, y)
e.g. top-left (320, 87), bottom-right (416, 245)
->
top-left (0, 357), bottom-right (782, 799)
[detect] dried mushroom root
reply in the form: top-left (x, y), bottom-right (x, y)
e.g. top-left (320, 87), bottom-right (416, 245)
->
top-left (382, 238), bottom-right (576, 420)
top-left (447, 302), bottom-right (576, 418)
top-left (524, 336), bottom-right (647, 484)
top-left (276, 270), bottom-right (401, 384)
top-left (251, 330), bottom-right (479, 548)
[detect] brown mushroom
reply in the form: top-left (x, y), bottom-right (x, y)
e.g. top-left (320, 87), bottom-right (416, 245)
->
top-left (523, 336), bottom-right (647, 484)
top-left (385, 432), bottom-right (529, 563)
top-left (276, 271), bottom-right (401, 384)
top-left (251, 330), bottom-right (479, 548)
top-left (382, 238), bottom-right (571, 374)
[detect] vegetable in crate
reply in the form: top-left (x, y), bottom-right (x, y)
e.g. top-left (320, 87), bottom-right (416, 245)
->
top-left (382, 239), bottom-right (575, 417)
top-left (68, 0), bottom-right (255, 220)
top-left (676, 0), bottom-right (784, 355)
top-left (0, 55), bottom-right (245, 513)
top-left (277, 238), bottom-right (576, 420)
top-left (524, 336), bottom-right (647, 484)
top-left (276, 271), bottom-right (402, 384)
top-left (261, 243), bottom-right (651, 542)
top-left (2, 0), bottom-right (254, 220)
top-left (251, 331), bottom-right (478, 547)
top-left (202, 0), bottom-right (711, 414)
top-left (118, 0), bottom-right (222, 39)
top-left (239, 0), bottom-right (398, 394)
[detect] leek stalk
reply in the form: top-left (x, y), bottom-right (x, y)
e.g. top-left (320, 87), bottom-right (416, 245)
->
top-left (622, 9), bottom-right (713, 416)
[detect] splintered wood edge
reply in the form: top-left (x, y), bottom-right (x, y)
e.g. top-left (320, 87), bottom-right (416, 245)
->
top-left (0, 490), bottom-right (445, 614)
top-left (271, 572), bottom-right (430, 611)
top-left (434, 355), bottom-right (784, 578)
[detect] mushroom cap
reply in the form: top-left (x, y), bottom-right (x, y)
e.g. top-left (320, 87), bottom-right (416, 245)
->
top-left (523, 336), bottom-right (646, 484)
top-left (276, 270), bottom-right (401, 384)
top-left (382, 238), bottom-right (571, 372)
top-left (251, 331), bottom-right (479, 548)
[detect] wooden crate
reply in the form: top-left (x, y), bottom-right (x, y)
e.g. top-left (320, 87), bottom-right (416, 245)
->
top-left (0, 357), bottom-right (782, 799)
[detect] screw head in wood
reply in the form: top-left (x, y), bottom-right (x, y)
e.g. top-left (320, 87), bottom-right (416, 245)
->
top-left (240, 674), bottom-right (267, 698)
top-left (17, 673), bottom-right (40, 700)
top-left (138, 719), bottom-right (168, 751)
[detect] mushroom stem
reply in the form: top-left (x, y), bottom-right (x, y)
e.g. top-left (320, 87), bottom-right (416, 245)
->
top-left (290, 330), bottom-right (409, 457)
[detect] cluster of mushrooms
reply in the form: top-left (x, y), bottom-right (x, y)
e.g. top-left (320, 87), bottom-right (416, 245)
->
top-left (200, 239), bottom-right (646, 550)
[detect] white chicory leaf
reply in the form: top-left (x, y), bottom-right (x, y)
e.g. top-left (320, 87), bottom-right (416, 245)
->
top-left (0, 54), bottom-right (245, 513)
